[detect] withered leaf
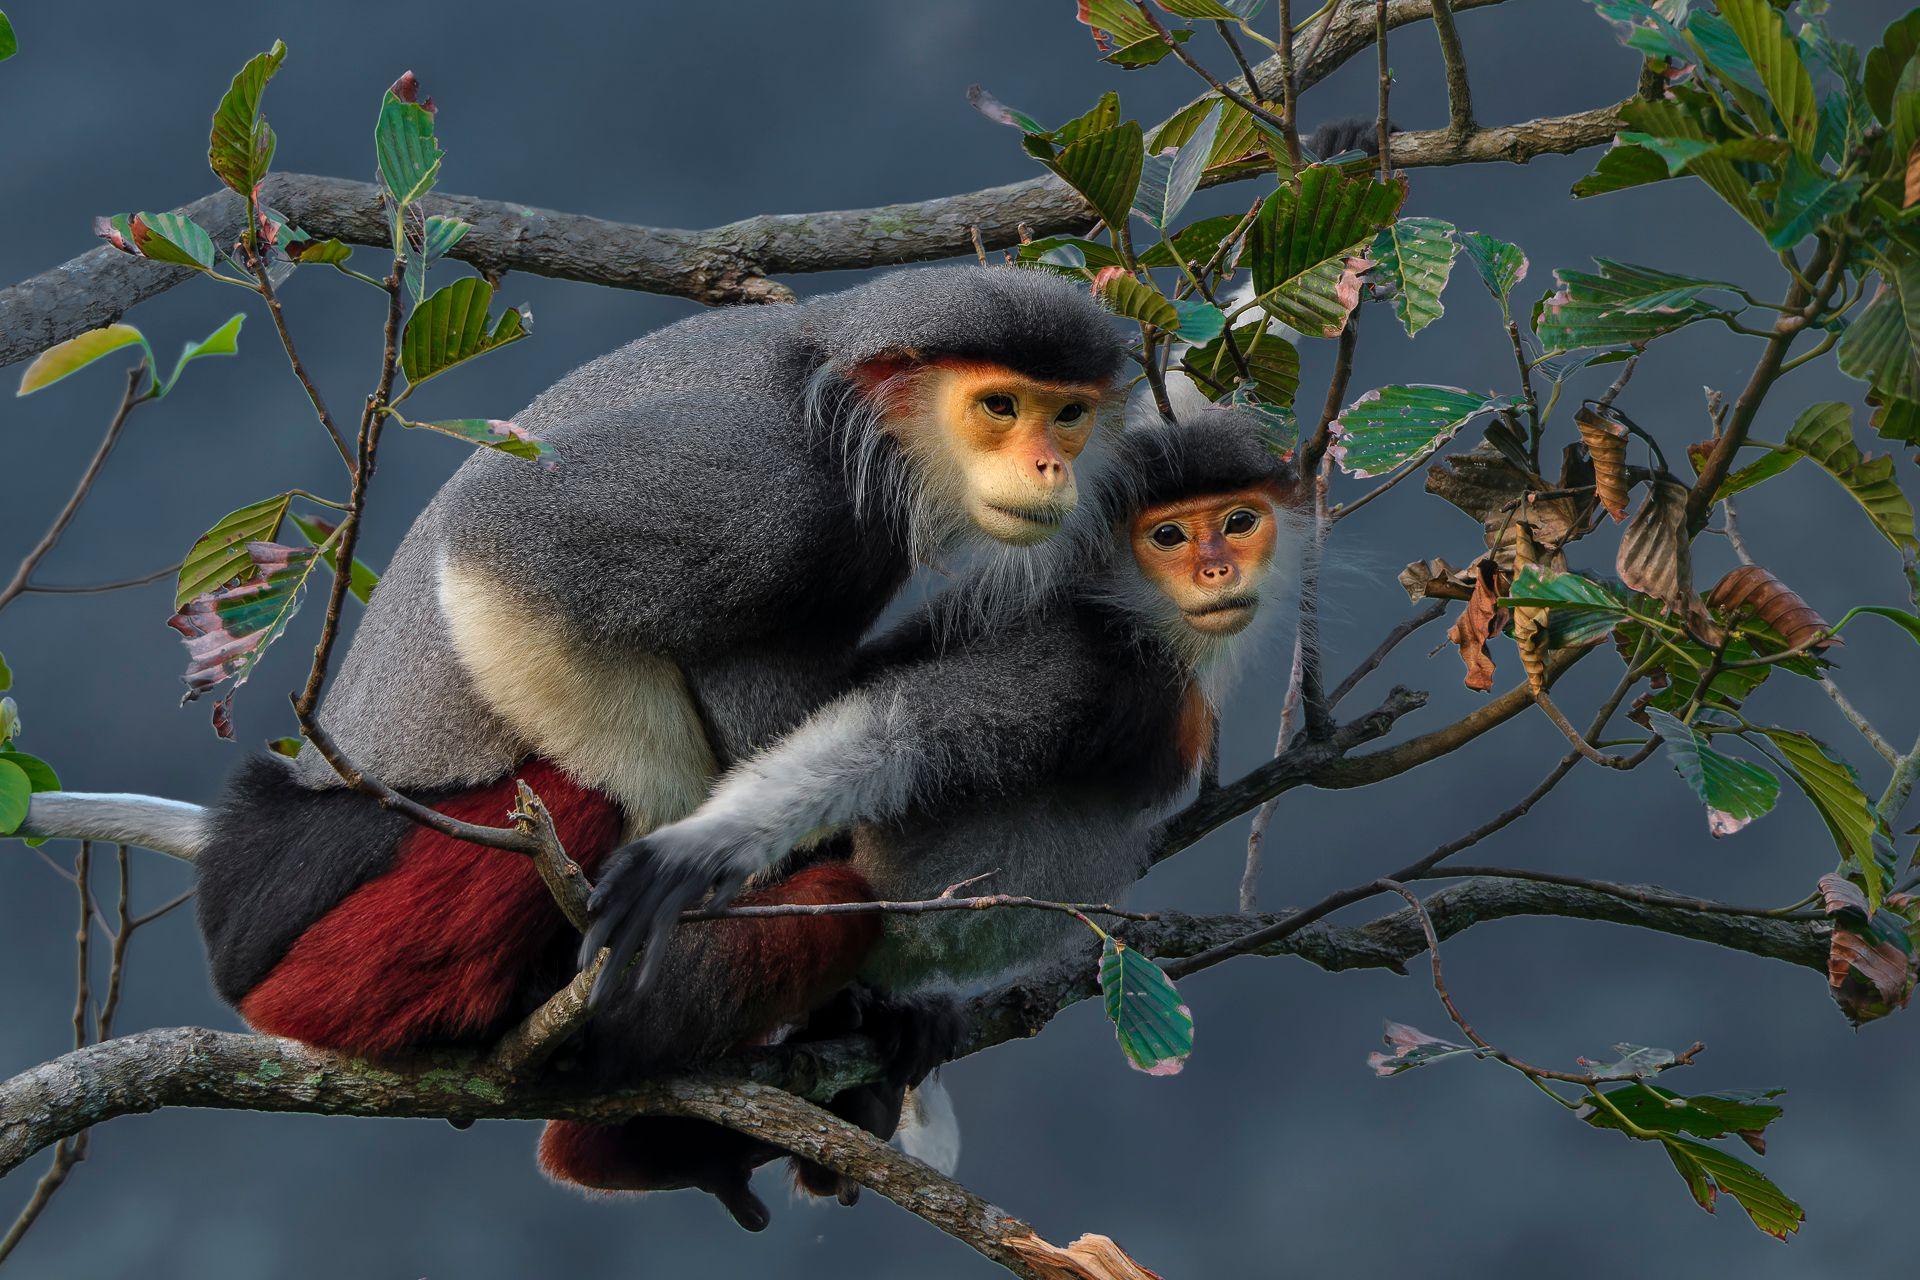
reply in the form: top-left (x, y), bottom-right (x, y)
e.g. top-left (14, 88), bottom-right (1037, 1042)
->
top-left (1426, 440), bottom-right (1536, 524)
top-left (1508, 520), bottom-right (1551, 695)
top-left (1617, 476), bottom-right (1715, 638)
top-left (1706, 565), bottom-right (1838, 653)
top-left (1819, 874), bottom-right (1918, 1026)
top-left (1448, 558), bottom-right (1508, 692)
top-left (1399, 557), bottom-right (1473, 603)
top-left (1005, 1232), bottom-right (1164, 1280)
top-left (1908, 139), bottom-right (1920, 209)
top-left (1576, 402), bottom-right (1633, 521)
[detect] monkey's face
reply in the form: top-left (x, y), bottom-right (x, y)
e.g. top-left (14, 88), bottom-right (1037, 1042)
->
top-left (1130, 485), bottom-right (1285, 636)
top-left (893, 362), bottom-right (1106, 547)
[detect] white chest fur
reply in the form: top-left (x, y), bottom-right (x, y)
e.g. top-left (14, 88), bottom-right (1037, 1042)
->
top-left (436, 557), bottom-right (717, 838)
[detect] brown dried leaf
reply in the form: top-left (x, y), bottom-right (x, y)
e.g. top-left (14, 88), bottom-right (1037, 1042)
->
top-left (1425, 440), bottom-right (1535, 524)
top-left (1399, 557), bottom-right (1472, 603)
top-left (1508, 521), bottom-right (1552, 695)
top-left (1006, 1232), bottom-right (1164, 1280)
top-left (1448, 558), bottom-right (1508, 692)
top-left (1706, 565), bottom-right (1839, 653)
top-left (1617, 476), bottom-right (1715, 638)
top-left (1576, 402), bottom-right (1632, 521)
top-left (1907, 139), bottom-right (1920, 209)
top-left (1819, 874), bottom-right (1918, 1026)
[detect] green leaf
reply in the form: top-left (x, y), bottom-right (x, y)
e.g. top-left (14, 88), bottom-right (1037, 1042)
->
top-left (1018, 236), bottom-right (1123, 273)
top-left (1863, 11), bottom-right (1920, 124)
top-left (1616, 97), bottom-right (1769, 230)
top-left (1099, 934), bottom-right (1193, 1075)
top-left (169, 541), bottom-right (329, 739)
top-left (375, 76), bottom-right (442, 207)
top-left (401, 417), bottom-right (556, 466)
top-left (1688, 11), bottom-right (1770, 99)
top-left (1054, 121), bottom-right (1145, 231)
top-left (1370, 217), bottom-right (1459, 336)
top-left (286, 238), bottom-right (353, 266)
top-left (0, 758), bottom-right (28, 835)
top-left (1094, 273), bottom-right (1181, 331)
top-left (130, 212), bottom-right (217, 270)
top-left (176, 494), bottom-right (294, 609)
top-left (1534, 258), bottom-right (1739, 353)
top-left (1765, 155), bottom-right (1861, 250)
top-left (1367, 1020), bottom-right (1489, 1076)
top-left (1837, 604), bottom-right (1920, 648)
top-left (16, 324), bottom-right (150, 396)
top-left (0, 651), bottom-right (10, 692)
top-left (1458, 231), bottom-right (1527, 316)
top-left (1181, 323), bottom-right (1300, 406)
top-left (1837, 257), bottom-right (1920, 444)
top-left (1134, 103), bottom-right (1220, 230)
top-left (1572, 141), bottom-right (1676, 198)
top-left (422, 215), bottom-right (470, 260)
top-left (1583, 1083), bottom-right (1784, 1143)
top-left (1714, 448), bottom-right (1799, 500)
top-left (1586, 0), bottom-right (1693, 65)
top-left (291, 514), bottom-right (379, 603)
top-left (1248, 167), bottom-right (1405, 337)
top-left (1167, 299), bottom-right (1225, 344)
top-left (208, 40), bottom-right (285, 195)
top-left (0, 750), bottom-right (58, 793)
top-left (1330, 386), bottom-right (1515, 479)
top-left (1647, 708), bottom-right (1780, 836)
top-left (1659, 1137), bottom-right (1805, 1240)
top-left (0, 11), bottom-right (16, 61)
top-left (268, 736), bottom-right (304, 758)
top-left (1155, 0), bottom-right (1240, 18)
top-left (1778, 401), bottom-right (1918, 553)
top-left (158, 313), bottom-right (244, 397)
top-left (1500, 567), bottom-right (1633, 646)
top-left (1759, 728), bottom-right (1886, 905)
top-left (400, 278), bottom-right (532, 387)
top-left (1717, 0), bottom-right (1819, 158)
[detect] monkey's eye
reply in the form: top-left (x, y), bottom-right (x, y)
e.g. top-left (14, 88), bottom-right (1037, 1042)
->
top-left (1055, 402), bottom-right (1088, 426)
top-left (1149, 522), bottom-right (1187, 549)
top-left (981, 393), bottom-right (1018, 419)
top-left (1223, 509), bottom-right (1260, 536)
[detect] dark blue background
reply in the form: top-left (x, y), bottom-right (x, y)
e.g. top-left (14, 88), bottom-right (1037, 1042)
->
top-left (1, 3), bottom-right (1914, 1276)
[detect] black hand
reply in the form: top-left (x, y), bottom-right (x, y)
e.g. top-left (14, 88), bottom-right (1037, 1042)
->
top-left (580, 834), bottom-right (754, 1010)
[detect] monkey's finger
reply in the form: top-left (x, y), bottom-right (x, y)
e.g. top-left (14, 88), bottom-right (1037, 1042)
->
top-left (585, 841), bottom-right (650, 916)
top-left (586, 900), bottom-right (662, 1010)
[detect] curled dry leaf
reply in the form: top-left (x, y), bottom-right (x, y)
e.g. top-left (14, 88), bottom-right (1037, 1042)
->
top-left (1819, 874), bottom-right (1918, 1026)
top-left (1576, 402), bottom-right (1633, 521)
top-left (1617, 476), bottom-right (1716, 639)
top-left (1706, 565), bottom-right (1838, 653)
top-left (1508, 519), bottom-right (1551, 696)
top-left (1005, 1232), bottom-right (1164, 1280)
top-left (1907, 139), bottom-right (1920, 210)
top-left (1399, 557), bottom-right (1474, 603)
top-left (1448, 558), bottom-right (1508, 692)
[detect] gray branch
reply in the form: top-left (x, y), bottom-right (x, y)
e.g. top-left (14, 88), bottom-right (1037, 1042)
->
top-left (0, 1), bottom-right (1634, 372)
top-left (1, 873), bottom-right (1826, 1185)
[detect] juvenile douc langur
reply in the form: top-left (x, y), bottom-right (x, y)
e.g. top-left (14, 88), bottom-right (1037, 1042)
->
top-left (181, 264), bottom-right (1125, 1179)
top-left (558, 407), bottom-right (1301, 1224)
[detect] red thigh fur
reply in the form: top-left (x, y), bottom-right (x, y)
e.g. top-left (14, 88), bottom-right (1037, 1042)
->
top-left (239, 760), bottom-right (623, 1055)
top-left (540, 861), bottom-right (879, 1193)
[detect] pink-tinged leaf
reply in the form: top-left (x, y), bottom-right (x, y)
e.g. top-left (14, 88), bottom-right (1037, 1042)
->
top-left (1708, 807), bottom-right (1753, 837)
top-left (93, 215), bottom-right (134, 253)
top-left (1368, 1020), bottom-right (1486, 1076)
top-left (389, 70), bottom-right (435, 114)
top-left (966, 85), bottom-right (1047, 135)
top-left (167, 540), bottom-right (327, 737)
top-left (1819, 873), bottom-right (1918, 1025)
top-left (403, 417), bottom-right (556, 467)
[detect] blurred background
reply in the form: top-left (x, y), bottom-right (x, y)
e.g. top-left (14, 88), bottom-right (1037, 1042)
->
top-left (1, 2), bottom-right (1915, 1276)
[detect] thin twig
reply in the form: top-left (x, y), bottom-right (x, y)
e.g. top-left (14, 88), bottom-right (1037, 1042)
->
top-left (1132, 1), bottom-right (1293, 138)
top-left (1328, 602), bottom-right (1448, 707)
top-left (1820, 677), bottom-right (1899, 764)
top-left (1376, 0), bottom-right (1393, 177)
top-left (17, 563), bottom-right (180, 595)
top-left (1426, 0), bottom-right (1475, 135)
top-left (0, 369), bottom-right (152, 615)
top-left (242, 241), bottom-right (354, 470)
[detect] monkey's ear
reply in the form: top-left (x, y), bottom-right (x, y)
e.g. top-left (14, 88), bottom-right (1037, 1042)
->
top-left (848, 349), bottom-right (925, 396)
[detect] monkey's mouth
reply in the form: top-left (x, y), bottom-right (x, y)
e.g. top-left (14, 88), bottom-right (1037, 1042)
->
top-left (1184, 595), bottom-right (1257, 618)
top-left (986, 502), bottom-right (1065, 528)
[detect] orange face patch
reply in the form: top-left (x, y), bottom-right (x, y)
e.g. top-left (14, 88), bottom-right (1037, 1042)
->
top-left (1130, 483), bottom-right (1287, 635)
top-left (865, 357), bottom-right (1110, 547)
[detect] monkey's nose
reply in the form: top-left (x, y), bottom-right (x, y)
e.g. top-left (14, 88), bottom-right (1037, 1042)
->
top-left (1198, 561), bottom-right (1236, 584)
top-left (1033, 454), bottom-right (1067, 489)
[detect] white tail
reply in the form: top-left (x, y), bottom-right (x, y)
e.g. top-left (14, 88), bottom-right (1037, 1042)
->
top-left (18, 792), bottom-right (209, 861)
top-left (895, 1075), bottom-right (961, 1176)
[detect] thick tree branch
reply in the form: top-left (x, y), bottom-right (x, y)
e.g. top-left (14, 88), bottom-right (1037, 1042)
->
top-left (0, 82), bottom-right (1622, 371)
top-left (0, 872), bottom-right (1830, 1189)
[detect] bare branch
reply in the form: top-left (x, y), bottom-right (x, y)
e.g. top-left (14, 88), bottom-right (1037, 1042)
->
top-left (1427, 0), bottom-right (1476, 135)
